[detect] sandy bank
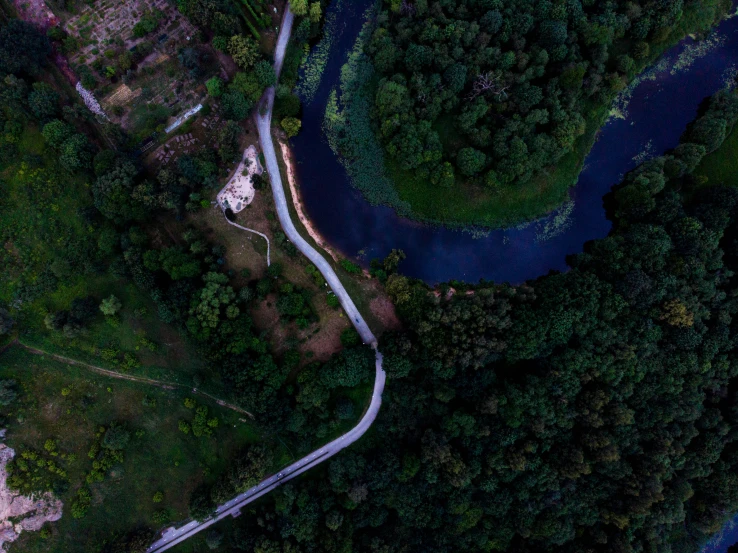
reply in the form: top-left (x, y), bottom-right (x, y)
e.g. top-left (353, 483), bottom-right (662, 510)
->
top-left (279, 140), bottom-right (340, 263)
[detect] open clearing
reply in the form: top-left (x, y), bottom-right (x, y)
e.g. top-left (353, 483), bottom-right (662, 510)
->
top-left (0, 346), bottom-right (288, 553)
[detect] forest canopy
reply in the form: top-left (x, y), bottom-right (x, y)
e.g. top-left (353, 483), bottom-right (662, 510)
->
top-left (356, 0), bottom-right (730, 223)
top-left (210, 85), bottom-right (738, 553)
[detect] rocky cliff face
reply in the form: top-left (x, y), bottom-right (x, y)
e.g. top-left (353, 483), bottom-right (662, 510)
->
top-left (0, 441), bottom-right (63, 551)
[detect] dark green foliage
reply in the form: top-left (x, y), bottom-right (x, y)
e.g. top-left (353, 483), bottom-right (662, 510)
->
top-left (456, 147), bottom-right (486, 177)
top-left (102, 424), bottom-right (130, 450)
top-left (93, 150), bottom-right (118, 177)
top-left (274, 86), bottom-right (301, 119)
top-left (220, 90), bottom-right (252, 121)
top-left (339, 327), bottom-right (360, 347)
top-left (110, 528), bottom-right (155, 553)
top-left (205, 529), bottom-right (223, 550)
top-left (177, 46), bottom-right (210, 78)
top-left (213, 84), bottom-right (738, 553)
top-left (92, 161), bottom-right (148, 222)
top-left (0, 20), bottom-right (50, 76)
top-left (339, 259), bottom-right (361, 274)
top-left (353, 0), bottom-right (730, 217)
top-left (0, 308), bottom-right (14, 335)
top-left (253, 59), bottom-right (276, 88)
top-left (188, 484), bottom-right (215, 521)
top-left (27, 82), bottom-right (59, 122)
top-left (132, 11), bottom-right (163, 38)
top-left (210, 444), bottom-right (271, 503)
top-left (217, 120), bottom-right (241, 162)
top-left (0, 379), bottom-right (17, 406)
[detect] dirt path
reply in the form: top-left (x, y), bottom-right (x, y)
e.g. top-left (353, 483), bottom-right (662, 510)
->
top-left (4, 341), bottom-right (255, 419)
top-left (12, 0), bottom-right (78, 85)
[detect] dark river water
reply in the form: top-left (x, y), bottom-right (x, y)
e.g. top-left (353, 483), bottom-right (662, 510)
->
top-left (291, 2), bottom-right (738, 286)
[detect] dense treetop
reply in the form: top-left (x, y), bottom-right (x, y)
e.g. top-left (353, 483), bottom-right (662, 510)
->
top-left (363, 0), bottom-right (729, 202)
top-left (208, 86), bottom-right (738, 553)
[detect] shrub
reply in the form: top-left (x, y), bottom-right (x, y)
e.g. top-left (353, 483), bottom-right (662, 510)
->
top-left (206, 529), bottom-right (223, 549)
top-left (102, 424), bottom-right (130, 450)
top-left (228, 35), bottom-right (259, 69)
top-left (99, 295), bottom-right (121, 316)
top-left (340, 327), bottom-right (360, 347)
top-left (0, 380), bottom-right (17, 406)
top-left (206, 76), bottom-right (224, 97)
top-left (0, 308), bottom-right (14, 336)
top-left (153, 491), bottom-right (164, 503)
top-left (281, 117), bottom-right (301, 138)
top-left (71, 487), bottom-right (91, 519)
top-left (132, 13), bottom-right (160, 38)
top-left (212, 35), bottom-right (228, 51)
top-left (340, 259), bottom-right (362, 274)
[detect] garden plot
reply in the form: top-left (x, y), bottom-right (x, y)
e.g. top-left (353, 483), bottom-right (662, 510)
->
top-left (60, 0), bottom-right (207, 135)
top-left (64, 0), bottom-right (194, 69)
top-left (152, 132), bottom-right (201, 165)
top-left (217, 145), bottom-right (263, 212)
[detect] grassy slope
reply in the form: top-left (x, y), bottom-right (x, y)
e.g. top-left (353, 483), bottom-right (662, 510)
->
top-left (0, 125), bottom-right (209, 388)
top-left (372, 1), bottom-right (730, 228)
top-left (695, 123), bottom-right (738, 187)
top-left (0, 346), bottom-right (286, 553)
top-left (387, 106), bottom-right (606, 228)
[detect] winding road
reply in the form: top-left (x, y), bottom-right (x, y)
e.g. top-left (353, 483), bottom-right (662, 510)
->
top-left (147, 5), bottom-right (385, 552)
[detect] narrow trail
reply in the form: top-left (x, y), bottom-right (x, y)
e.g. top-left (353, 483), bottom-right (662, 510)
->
top-left (2, 341), bottom-right (255, 419)
top-left (147, 4), bottom-right (387, 552)
top-left (220, 209), bottom-right (272, 266)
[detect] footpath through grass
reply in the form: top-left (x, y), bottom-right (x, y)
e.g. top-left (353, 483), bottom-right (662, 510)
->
top-left (0, 346), bottom-right (287, 553)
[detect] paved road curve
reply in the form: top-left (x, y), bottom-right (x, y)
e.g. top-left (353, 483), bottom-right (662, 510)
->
top-left (147, 5), bottom-right (385, 552)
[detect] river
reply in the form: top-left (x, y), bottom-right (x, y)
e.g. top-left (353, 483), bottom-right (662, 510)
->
top-left (291, 1), bottom-right (738, 286)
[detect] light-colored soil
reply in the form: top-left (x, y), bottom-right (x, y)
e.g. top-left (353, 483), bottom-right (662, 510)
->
top-left (369, 296), bottom-right (402, 331)
top-left (0, 442), bottom-right (62, 552)
top-left (279, 140), bottom-right (340, 262)
top-left (12, 0), bottom-right (77, 84)
top-left (217, 145), bottom-right (263, 212)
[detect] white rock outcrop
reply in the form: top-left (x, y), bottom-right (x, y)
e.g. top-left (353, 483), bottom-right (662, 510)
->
top-left (0, 443), bottom-right (63, 551)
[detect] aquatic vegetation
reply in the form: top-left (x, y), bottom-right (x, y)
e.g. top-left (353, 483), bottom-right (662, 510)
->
top-left (322, 13), bottom-right (411, 215)
top-left (632, 139), bottom-right (655, 165)
top-left (535, 200), bottom-right (575, 243)
top-left (296, 0), bottom-right (342, 103)
top-left (671, 30), bottom-right (725, 75)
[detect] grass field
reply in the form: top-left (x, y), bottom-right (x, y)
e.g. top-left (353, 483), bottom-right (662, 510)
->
top-left (0, 124), bottom-right (211, 389)
top-left (695, 124), bottom-right (738, 188)
top-left (0, 346), bottom-right (287, 553)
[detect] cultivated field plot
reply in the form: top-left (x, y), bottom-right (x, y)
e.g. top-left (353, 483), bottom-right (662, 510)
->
top-left (65, 0), bottom-right (195, 66)
top-left (59, 0), bottom-right (210, 137)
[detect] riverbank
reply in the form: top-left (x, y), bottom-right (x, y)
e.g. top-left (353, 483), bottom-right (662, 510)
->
top-left (291, 0), bottom-right (738, 285)
top-left (321, 0), bottom-right (732, 230)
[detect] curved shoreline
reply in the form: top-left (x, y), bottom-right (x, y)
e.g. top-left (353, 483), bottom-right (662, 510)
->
top-left (278, 139), bottom-right (341, 262)
top-left (291, 0), bottom-right (738, 285)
